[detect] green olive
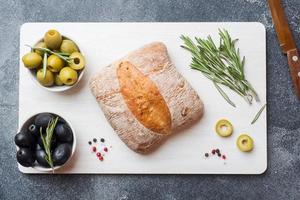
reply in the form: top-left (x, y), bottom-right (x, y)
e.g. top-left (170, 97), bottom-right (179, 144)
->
top-left (34, 42), bottom-right (47, 56)
top-left (44, 29), bottom-right (62, 50)
top-left (54, 74), bottom-right (64, 86)
top-left (36, 69), bottom-right (54, 87)
top-left (237, 134), bottom-right (254, 152)
top-left (69, 52), bottom-right (85, 70)
top-left (60, 40), bottom-right (79, 54)
top-left (22, 52), bottom-right (42, 69)
top-left (47, 55), bottom-right (64, 72)
top-left (215, 119), bottom-right (233, 137)
top-left (59, 67), bottom-right (78, 85)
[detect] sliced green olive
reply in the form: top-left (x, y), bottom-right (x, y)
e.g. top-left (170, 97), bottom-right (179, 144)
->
top-left (237, 134), bottom-right (254, 152)
top-left (69, 52), bottom-right (85, 70)
top-left (215, 119), bottom-right (233, 137)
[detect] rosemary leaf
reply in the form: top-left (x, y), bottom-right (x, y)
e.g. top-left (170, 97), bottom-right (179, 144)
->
top-left (55, 52), bottom-right (71, 56)
top-left (43, 52), bottom-right (47, 79)
top-left (214, 82), bottom-right (236, 107)
top-left (251, 103), bottom-right (266, 124)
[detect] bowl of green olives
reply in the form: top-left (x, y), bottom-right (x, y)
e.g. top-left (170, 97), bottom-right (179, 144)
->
top-left (15, 112), bottom-right (76, 172)
top-left (22, 29), bottom-right (86, 92)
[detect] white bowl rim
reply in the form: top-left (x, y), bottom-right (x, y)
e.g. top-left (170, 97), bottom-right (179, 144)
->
top-left (17, 112), bottom-right (76, 172)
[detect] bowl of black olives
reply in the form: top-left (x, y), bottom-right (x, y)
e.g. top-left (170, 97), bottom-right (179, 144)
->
top-left (15, 112), bottom-right (76, 171)
top-left (21, 29), bottom-right (86, 92)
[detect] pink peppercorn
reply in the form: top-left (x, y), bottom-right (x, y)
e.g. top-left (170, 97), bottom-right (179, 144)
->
top-left (96, 152), bottom-right (101, 157)
top-left (92, 147), bottom-right (97, 152)
top-left (104, 147), bottom-right (108, 152)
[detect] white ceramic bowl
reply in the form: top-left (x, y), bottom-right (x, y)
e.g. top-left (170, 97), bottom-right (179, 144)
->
top-left (27, 35), bottom-right (85, 92)
top-left (17, 112), bottom-right (76, 172)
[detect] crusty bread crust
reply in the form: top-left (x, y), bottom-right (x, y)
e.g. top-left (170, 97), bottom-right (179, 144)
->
top-left (117, 61), bottom-right (172, 135)
top-left (89, 42), bottom-right (204, 153)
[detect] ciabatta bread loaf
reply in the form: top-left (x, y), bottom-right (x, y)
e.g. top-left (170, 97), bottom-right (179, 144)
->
top-left (89, 42), bottom-right (204, 153)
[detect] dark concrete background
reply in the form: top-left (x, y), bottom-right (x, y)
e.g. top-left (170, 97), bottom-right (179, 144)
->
top-left (0, 0), bottom-right (299, 199)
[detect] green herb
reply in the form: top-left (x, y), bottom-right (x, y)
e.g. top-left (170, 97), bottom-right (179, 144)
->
top-left (180, 29), bottom-right (259, 106)
top-left (55, 52), bottom-right (71, 56)
top-left (43, 52), bottom-right (47, 79)
top-left (214, 82), bottom-right (236, 107)
top-left (26, 45), bottom-right (72, 63)
top-left (40, 117), bottom-right (58, 172)
top-left (251, 103), bottom-right (266, 124)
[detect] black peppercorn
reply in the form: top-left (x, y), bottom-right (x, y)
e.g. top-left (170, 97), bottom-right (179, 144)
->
top-left (216, 149), bottom-right (220, 154)
top-left (93, 138), bottom-right (97, 143)
top-left (205, 153), bottom-right (209, 157)
top-left (100, 138), bottom-right (105, 143)
top-left (88, 141), bottom-right (92, 145)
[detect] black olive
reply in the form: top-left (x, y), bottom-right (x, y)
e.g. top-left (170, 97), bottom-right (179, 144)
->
top-left (16, 148), bottom-right (35, 167)
top-left (27, 124), bottom-right (39, 138)
top-left (57, 117), bottom-right (66, 124)
top-left (34, 113), bottom-right (53, 129)
top-left (52, 143), bottom-right (72, 166)
top-left (14, 131), bottom-right (36, 149)
top-left (54, 123), bottom-right (73, 143)
top-left (35, 149), bottom-right (50, 167)
top-left (35, 144), bottom-right (42, 151)
top-left (37, 134), bottom-right (57, 150)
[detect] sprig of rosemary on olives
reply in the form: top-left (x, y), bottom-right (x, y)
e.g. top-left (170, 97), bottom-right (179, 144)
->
top-left (25, 45), bottom-right (73, 64)
top-left (40, 117), bottom-right (58, 172)
top-left (55, 52), bottom-right (71, 56)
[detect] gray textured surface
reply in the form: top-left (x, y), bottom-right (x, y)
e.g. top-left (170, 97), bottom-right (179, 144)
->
top-left (0, 0), bottom-right (300, 199)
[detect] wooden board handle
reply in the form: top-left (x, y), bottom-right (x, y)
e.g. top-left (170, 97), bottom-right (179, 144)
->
top-left (287, 49), bottom-right (300, 99)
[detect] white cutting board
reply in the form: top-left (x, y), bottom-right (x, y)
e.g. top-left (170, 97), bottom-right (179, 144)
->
top-left (19, 23), bottom-right (267, 174)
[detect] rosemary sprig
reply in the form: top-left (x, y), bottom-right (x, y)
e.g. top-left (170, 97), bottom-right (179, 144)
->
top-left (251, 103), bottom-right (266, 124)
top-left (40, 117), bottom-right (58, 172)
top-left (55, 52), bottom-right (71, 56)
top-left (43, 52), bottom-right (47, 79)
top-left (180, 29), bottom-right (259, 106)
top-left (25, 45), bottom-right (72, 63)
